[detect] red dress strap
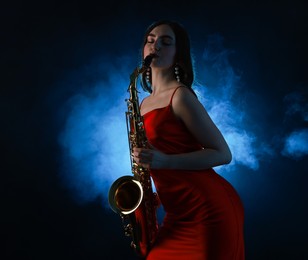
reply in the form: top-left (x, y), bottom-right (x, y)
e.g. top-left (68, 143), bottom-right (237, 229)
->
top-left (168, 86), bottom-right (186, 106)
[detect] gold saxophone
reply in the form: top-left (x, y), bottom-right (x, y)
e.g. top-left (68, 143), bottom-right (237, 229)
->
top-left (108, 54), bottom-right (158, 258)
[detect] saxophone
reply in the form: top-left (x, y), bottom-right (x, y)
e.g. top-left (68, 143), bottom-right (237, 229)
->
top-left (108, 54), bottom-right (159, 258)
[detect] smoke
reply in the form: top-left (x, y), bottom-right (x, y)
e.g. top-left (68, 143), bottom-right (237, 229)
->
top-left (196, 91), bottom-right (261, 172)
top-left (59, 92), bottom-right (129, 202)
top-left (284, 91), bottom-right (308, 121)
top-left (196, 33), bottom-right (271, 173)
top-left (281, 91), bottom-right (308, 159)
top-left (58, 58), bottom-right (134, 205)
top-left (282, 129), bottom-right (308, 158)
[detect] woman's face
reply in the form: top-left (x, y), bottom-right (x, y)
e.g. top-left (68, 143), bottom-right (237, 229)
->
top-left (143, 24), bottom-right (176, 69)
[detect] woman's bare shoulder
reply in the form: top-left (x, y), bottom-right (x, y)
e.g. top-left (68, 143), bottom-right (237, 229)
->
top-left (172, 86), bottom-right (199, 107)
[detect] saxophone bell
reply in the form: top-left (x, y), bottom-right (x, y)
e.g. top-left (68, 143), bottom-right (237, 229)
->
top-left (108, 175), bottom-right (143, 215)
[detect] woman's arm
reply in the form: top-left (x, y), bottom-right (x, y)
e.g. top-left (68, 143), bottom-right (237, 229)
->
top-left (133, 87), bottom-right (232, 170)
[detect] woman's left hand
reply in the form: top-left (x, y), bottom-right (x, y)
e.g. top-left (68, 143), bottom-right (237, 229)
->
top-left (132, 145), bottom-right (168, 169)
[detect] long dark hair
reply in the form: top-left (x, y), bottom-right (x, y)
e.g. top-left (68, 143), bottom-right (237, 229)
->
top-left (140, 20), bottom-right (194, 94)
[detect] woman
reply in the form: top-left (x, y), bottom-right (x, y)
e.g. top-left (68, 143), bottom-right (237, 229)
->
top-left (133, 20), bottom-right (245, 260)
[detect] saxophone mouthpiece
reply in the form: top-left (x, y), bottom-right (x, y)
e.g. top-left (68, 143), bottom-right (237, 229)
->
top-left (143, 54), bottom-right (155, 68)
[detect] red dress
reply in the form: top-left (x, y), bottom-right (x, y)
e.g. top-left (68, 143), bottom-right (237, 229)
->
top-left (142, 87), bottom-right (245, 260)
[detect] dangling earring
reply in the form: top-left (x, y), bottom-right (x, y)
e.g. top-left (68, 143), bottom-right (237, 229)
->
top-left (174, 65), bottom-right (180, 82)
top-left (146, 67), bottom-right (151, 84)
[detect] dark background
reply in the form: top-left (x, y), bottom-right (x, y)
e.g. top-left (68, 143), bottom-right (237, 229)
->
top-left (2, 0), bottom-right (308, 259)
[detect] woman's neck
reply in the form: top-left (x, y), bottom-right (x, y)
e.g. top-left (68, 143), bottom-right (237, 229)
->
top-left (150, 68), bottom-right (177, 95)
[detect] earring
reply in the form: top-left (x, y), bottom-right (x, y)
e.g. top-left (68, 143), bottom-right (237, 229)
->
top-left (174, 65), bottom-right (180, 82)
top-left (146, 67), bottom-right (151, 84)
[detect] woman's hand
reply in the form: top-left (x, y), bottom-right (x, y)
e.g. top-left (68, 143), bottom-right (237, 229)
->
top-left (132, 146), bottom-right (168, 169)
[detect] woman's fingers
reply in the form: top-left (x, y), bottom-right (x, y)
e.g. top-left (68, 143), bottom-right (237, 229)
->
top-left (132, 146), bottom-right (167, 169)
top-left (132, 148), bottom-right (153, 169)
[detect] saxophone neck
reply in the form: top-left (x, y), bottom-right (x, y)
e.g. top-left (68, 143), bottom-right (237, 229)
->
top-left (129, 67), bottom-right (140, 87)
top-left (128, 54), bottom-right (155, 89)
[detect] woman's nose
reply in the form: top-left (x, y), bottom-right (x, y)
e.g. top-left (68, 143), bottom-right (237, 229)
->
top-left (153, 41), bottom-right (161, 51)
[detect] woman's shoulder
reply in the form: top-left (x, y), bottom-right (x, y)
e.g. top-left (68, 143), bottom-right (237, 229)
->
top-left (172, 85), bottom-right (204, 116)
top-left (172, 85), bottom-right (198, 103)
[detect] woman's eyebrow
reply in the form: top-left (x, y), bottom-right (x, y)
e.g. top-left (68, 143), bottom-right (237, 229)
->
top-left (147, 33), bottom-right (174, 40)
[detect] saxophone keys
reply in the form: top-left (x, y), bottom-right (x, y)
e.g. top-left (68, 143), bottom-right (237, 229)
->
top-left (124, 224), bottom-right (133, 236)
top-left (130, 241), bottom-right (137, 249)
